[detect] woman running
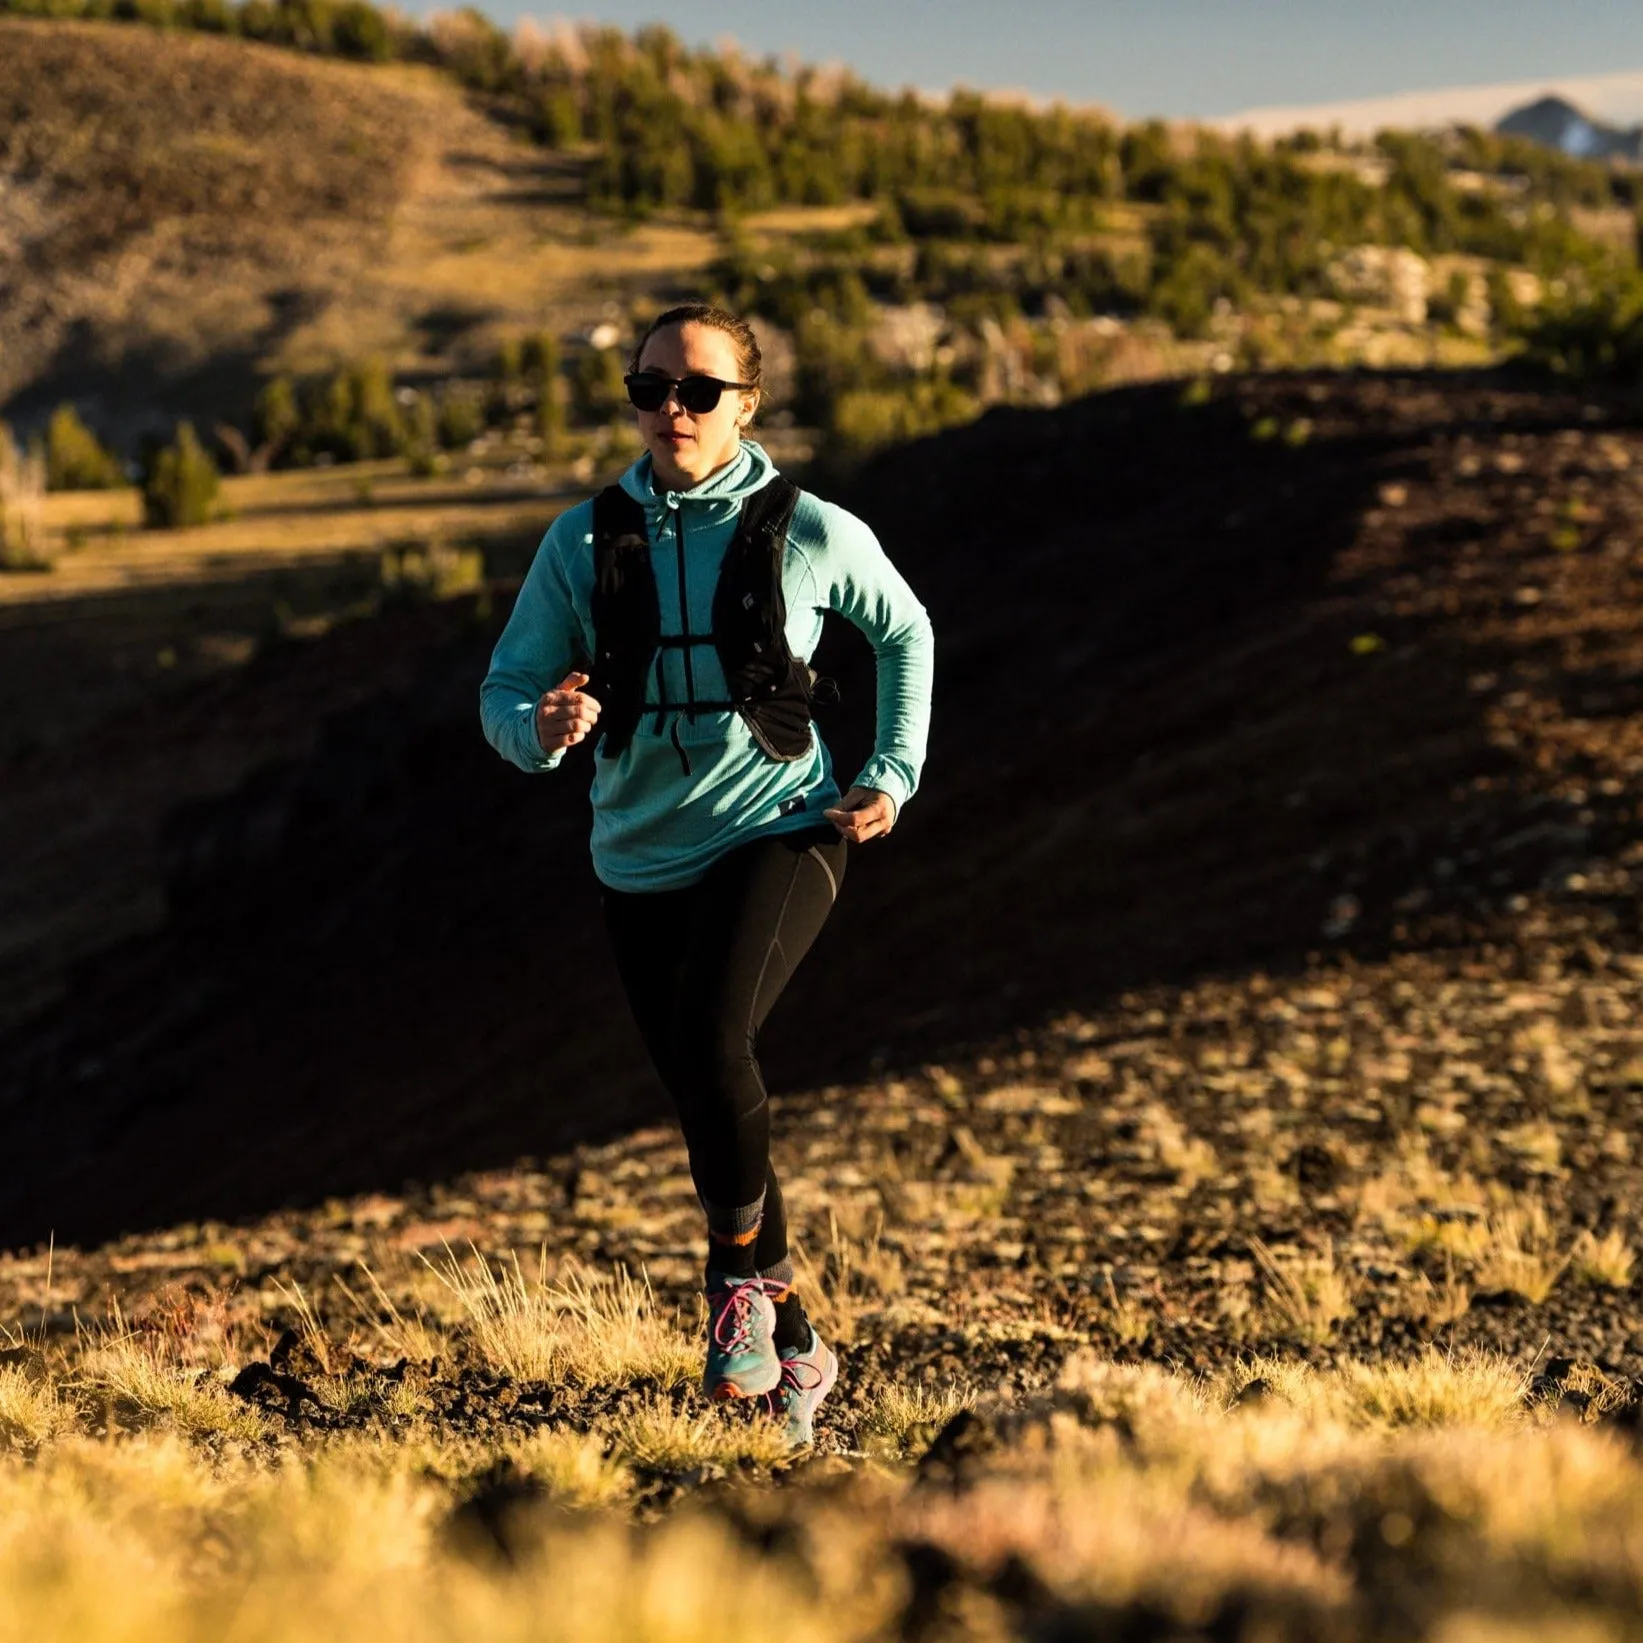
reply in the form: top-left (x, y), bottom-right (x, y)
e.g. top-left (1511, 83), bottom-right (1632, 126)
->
top-left (480, 303), bottom-right (934, 1446)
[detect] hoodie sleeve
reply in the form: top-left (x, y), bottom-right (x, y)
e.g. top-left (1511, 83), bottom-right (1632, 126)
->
top-left (800, 499), bottom-right (934, 818)
top-left (480, 508), bottom-right (593, 774)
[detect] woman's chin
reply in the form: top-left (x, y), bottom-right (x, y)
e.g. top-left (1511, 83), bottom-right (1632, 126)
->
top-left (649, 440), bottom-right (735, 488)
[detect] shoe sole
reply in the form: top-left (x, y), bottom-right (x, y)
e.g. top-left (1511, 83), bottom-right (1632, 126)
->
top-left (704, 1365), bottom-right (782, 1401)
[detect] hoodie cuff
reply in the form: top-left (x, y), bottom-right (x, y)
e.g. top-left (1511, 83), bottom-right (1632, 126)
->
top-left (852, 759), bottom-right (909, 820)
top-left (514, 702), bottom-right (564, 772)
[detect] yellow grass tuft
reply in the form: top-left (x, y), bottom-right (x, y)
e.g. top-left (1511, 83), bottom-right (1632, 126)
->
top-left (1406, 1254), bottom-right (1474, 1328)
top-left (1341, 1349), bottom-right (1531, 1429)
top-left (1473, 1202), bottom-right (1568, 1303)
top-left (423, 1249), bottom-right (697, 1389)
top-left (858, 1381), bottom-right (976, 1461)
top-left (506, 1428), bottom-right (633, 1509)
top-left (1569, 1227), bottom-right (1636, 1289)
top-left (0, 1366), bottom-right (72, 1449)
top-left (608, 1395), bottom-right (791, 1472)
top-left (1250, 1238), bottom-right (1359, 1344)
top-left (339, 1262), bottom-right (447, 1364)
top-left (76, 1309), bottom-right (268, 1441)
top-left (1101, 1270), bottom-right (1152, 1345)
top-left (791, 1210), bottom-right (906, 1347)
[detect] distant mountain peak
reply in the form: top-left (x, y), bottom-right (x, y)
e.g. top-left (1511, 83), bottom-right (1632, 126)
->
top-left (1497, 93), bottom-right (1643, 160)
top-left (1220, 69), bottom-right (1643, 142)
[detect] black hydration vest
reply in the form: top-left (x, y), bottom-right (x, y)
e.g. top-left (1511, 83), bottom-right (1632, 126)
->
top-left (581, 476), bottom-right (837, 776)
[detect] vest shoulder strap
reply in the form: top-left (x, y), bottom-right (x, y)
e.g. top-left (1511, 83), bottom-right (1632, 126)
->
top-left (734, 475), bottom-right (801, 549)
top-left (592, 484), bottom-right (648, 555)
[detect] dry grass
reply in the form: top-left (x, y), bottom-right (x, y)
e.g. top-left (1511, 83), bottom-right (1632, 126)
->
top-left (422, 1248), bottom-right (698, 1389)
top-left (0, 1366), bottom-right (70, 1450)
top-left (1569, 1228), bottom-right (1636, 1290)
top-left (1406, 1254), bottom-right (1475, 1328)
top-left (1250, 1238), bottom-right (1359, 1344)
top-left (1340, 1349), bottom-right (1531, 1428)
top-left (1473, 1202), bottom-right (1569, 1303)
top-left (857, 1381), bottom-right (976, 1461)
top-left (0, 1315), bottom-right (1635, 1640)
top-left (75, 1315), bottom-right (269, 1442)
top-left (608, 1395), bottom-right (791, 1472)
top-left (339, 1262), bottom-right (448, 1365)
top-left (1101, 1270), bottom-right (1153, 1345)
top-left (505, 1428), bottom-right (633, 1508)
top-left (791, 1210), bottom-right (907, 1347)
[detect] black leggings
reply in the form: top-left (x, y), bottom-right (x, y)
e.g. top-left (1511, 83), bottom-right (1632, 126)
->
top-left (599, 823), bottom-right (847, 1275)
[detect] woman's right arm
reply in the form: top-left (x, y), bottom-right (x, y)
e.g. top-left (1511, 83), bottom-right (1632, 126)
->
top-left (479, 513), bottom-right (591, 773)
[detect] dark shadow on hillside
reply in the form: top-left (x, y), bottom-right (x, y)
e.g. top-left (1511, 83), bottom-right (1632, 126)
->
top-left (2, 290), bottom-right (324, 447)
top-left (2, 368), bottom-right (1639, 1250)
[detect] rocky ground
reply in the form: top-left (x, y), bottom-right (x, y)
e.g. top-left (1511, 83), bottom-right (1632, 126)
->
top-left (5, 927), bottom-right (1643, 1434)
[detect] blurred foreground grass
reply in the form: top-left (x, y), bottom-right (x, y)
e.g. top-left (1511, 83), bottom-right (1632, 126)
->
top-left (2, 1254), bottom-right (1642, 1642)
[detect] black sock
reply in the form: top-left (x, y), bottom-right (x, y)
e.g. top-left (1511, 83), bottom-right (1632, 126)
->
top-left (771, 1290), bottom-right (810, 1354)
top-left (705, 1229), bottom-right (761, 1280)
top-left (701, 1189), bottom-right (765, 1280)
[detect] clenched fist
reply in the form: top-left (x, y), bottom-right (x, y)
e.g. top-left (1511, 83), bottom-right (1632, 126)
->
top-left (535, 671), bottom-right (603, 755)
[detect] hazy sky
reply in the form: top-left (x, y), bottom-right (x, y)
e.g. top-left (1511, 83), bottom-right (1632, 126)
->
top-left (462, 0), bottom-right (1643, 119)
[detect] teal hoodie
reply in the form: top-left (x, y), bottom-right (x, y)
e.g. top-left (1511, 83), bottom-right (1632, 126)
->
top-left (479, 440), bottom-right (934, 892)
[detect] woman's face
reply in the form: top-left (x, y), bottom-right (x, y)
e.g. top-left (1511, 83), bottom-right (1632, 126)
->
top-left (633, 322), bottom-right (758, 490)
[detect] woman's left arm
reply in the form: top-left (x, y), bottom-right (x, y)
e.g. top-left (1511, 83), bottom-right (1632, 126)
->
top-left (807, 501), bottom-right (934, 839)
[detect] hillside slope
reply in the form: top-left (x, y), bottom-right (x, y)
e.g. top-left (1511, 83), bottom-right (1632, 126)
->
top-left (0, 19), bottom-right (715, 437)
top-left (3, 368), bottom-right (1642, 1248)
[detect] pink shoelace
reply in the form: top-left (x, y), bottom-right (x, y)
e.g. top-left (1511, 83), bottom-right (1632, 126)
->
top-left (763, 1351), bottom-right (827, 1413)
top-left (709, 1276), bottom-right (777, 1355)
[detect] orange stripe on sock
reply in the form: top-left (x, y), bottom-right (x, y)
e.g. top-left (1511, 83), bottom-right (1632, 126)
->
top-left (708, 1224), bottom-right (762, 1247)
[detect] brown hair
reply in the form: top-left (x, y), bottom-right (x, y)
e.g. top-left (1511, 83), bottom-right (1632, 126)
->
top-left (628, 303), bottom-right (763, 389)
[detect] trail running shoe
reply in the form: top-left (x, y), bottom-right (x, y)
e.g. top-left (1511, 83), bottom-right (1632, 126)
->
top-left (762, 1324), bottom-right (838, 1449)
top-left (702, 1274), bottom-right (782, 1401)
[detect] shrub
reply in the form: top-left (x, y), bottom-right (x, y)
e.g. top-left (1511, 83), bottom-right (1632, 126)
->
top-left (253, 376), bottom-right (300, 461)
top-left (1522, 269), bottom-right (1643, 381)
top-left (828, 377), bottom-right (979, 457)
top-left (520, 330), bottom-right (561, 384)
top-left (289, 360), bottom-right (406, 463)
top-left (436, 391), bottom-right (484, 450)
top-left (141, 422), bottom-right (220, 528)
top-left (570, 346), bottom-right (627, 424)
top-left (523, 333), bottom-right (566, 457)
top-left (45, 404), bottom-right (124, 491)
top-left (332, 0), bottom-right (395, 61)
top-left (0, 424), bottom-right (51, 572)
top-left (402, 391), bottom-right (440, 476)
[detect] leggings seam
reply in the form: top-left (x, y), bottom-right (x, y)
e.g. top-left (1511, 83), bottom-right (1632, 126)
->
top-left (806, 844), bottom-right (839, 903)
top-left (744, 854), bottom-right (803, 1052)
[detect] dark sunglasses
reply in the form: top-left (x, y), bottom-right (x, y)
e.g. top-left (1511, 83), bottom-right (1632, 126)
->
top-left (624, 372), bottom-right (755, 414)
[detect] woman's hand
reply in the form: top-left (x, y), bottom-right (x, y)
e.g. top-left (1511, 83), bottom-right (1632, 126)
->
top-left (824, 785), bottom-right (897, 843)
top-left (535, 671), bottom-right (603, 755)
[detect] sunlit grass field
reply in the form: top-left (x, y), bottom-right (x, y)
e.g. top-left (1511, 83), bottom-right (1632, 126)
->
top-left (2, 1248), bottom-right (1641, 1643)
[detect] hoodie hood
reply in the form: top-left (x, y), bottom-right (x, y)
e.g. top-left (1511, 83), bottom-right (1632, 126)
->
top-left (617, 438), bottom-right (777, 523)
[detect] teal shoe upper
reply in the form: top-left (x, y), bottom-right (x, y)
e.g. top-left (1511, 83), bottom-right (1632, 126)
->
top-left (764, 1325), bottom-right (838, 1448)
top-left (702, 1275), bottom-right (781, 1399)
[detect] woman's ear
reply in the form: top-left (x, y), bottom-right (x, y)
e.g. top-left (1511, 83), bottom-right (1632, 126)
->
top-left (738, 390), bottom-right (760, 428)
